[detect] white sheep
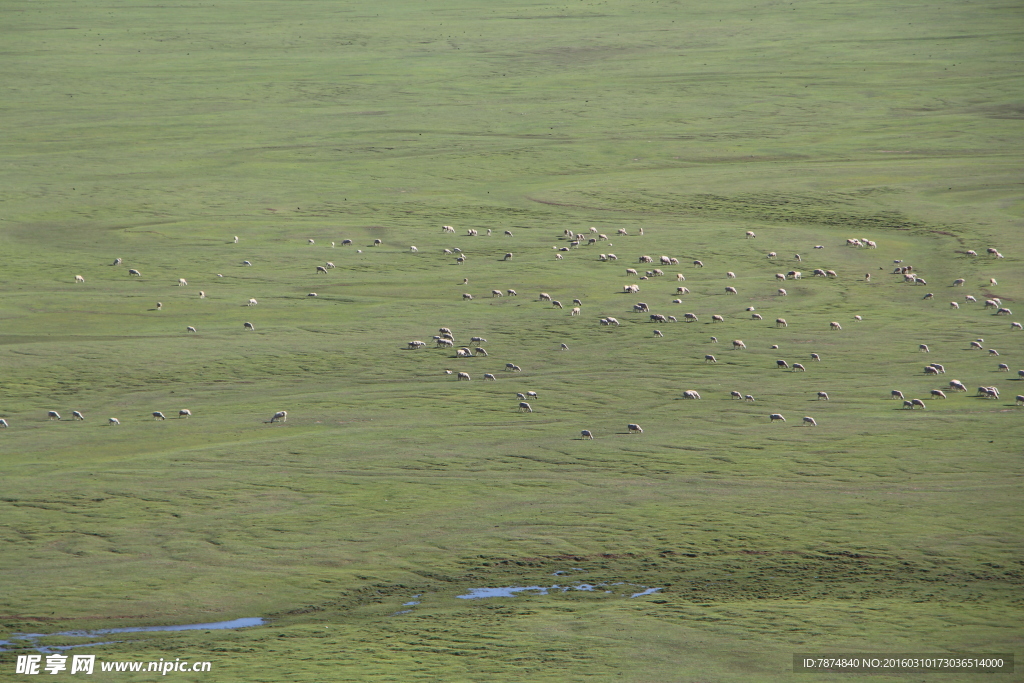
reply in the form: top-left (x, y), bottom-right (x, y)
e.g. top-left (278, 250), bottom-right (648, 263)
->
top-left (725, 286), bottom-right (737, 294)
top-left (802, 416), bottom-right (817, 426)
top-left (112, 258), bottom-right (122, 265)
top-left (683, 390), bottom-right (701, 399)
top-left (776, 318), bottom-right (788, 328)
top-left (704, 355), bottom-right (717, 363)
top-left (816, 391), bottom-right (829, 401)
top-left (179, 409), bottom-right (192, 418)
top-left (752, 313), bottom-right (763, 320)
top-left (949, 380), bottom-right (967, 392)
top-left (693, 260), bottom-right (703, 268)
top-left (684, 313), bottom-right (698, 322)
top-left (492, 290), bottom-right (503, 298)
top-left (244, 322), bottom-right (255, 330)
top-left (243, 261), bottom-right (252, 266)
top-left (72, 411), bottom-right (85, 420)
top-left (539, 292), bottom-right (552, 301)
top-left (156, 302), bottom-right (163, 310)
top-left (989, 349), bottom-right (1000, 356)
top-left (248, 298), bottom-right (258, 306)
top-left (410, 246), bottom-right (418, 252)
top-left (970, 340), bottom-right (984, 349)
top-left (911, 399), bottom-right (926, 409)
top-left (109, 417), bottom-right (120, 425)
top-left (810, 353), bottom-right (821, 361)
top-left (48, 411), bottom-right (61, 421)
top-left (75, 275), bottom-right (85, 283)
top-left (998, 363), bottom-right (1010, 372)
top-left (732, 340), bottom-right (746, 349)
top-left (270, 410), bottom-right (288, 422)
top-left (1017, 395), bottom-right (1024, 406)
top-left (153, 411), bottom-right (166, 420)
top-left (177, 278), bottom-right (188, 286)
top-left (627, 423), bottom-right (643, 433)
top-left (128, 269), bottom-right (142, 276)
top-left (776, 360), bottom-right (789, 369)
top-left (571, 307), bottom-right (581, 316)
top-left (507, 289), bottom-right (517, 296)
top-left (199, 291), bottom-right (206, 299)
top-left (187, 326), bottom-right (197, 333)
top-left (518, 402), bottom-right (533, 412)
top-left (462, 293), bottom-right (473, 300)
top-left (830, 322), bottom-right (842, 330)
top-left (930, 390), bottom-right (947, 399)
top-left (745, 231), bottom-right (756, 239)
top-left (504, 252), bottom-right (513, 261)
top-left (1011, 322), bottom-right (1022, 330)
top-left (325, 262), bottom-right (336, 268)
top-left (793, 363), bottom-right (806, 371)
top-left (581, 430), bottom-right (594, 439)
top-left (0, 419), bottom-right (7, 428)
top-left (730, 391), bottom-right (743, 399)
top-left (308, 293), bottom-right (317, 297)
top-left (769, 414), bottom-right (786, 422)
top-left (950, 302), bottom-right (960, 309)
top-left (316, 265), bottom-right (328, 274)
top-left (483, 373), bottom-right (496, 380)
top-left (891, 390), bottom-right (905, 400)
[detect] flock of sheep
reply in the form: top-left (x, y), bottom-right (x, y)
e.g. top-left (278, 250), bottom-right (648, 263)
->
top-left (8, 226), bottom-right (1018, 435)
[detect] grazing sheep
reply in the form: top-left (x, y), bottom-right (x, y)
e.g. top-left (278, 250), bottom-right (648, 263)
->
top-left (923, 292), bottom-right (934, 299)
top-left (978, 386), bottom-right (1000, 399)
top-left (830, 322), bottom-right (842, 330)
top-left (769, 414), bottom-right (786, 422)
top-left (654, 329), bottom-right (664, 337)
top-left (817, 391), bottom-right (829, 401)
top-left (950, 302), bottom-right (960, 309)
top-left (581, 430), bottom-right (594, 439)
top-left (787, 271), bottom-right (802, 280)
top-left (811, 353), bottom-right (821, 361)
top-left (731, 390), bottom-right (743, 399)
top-left (179, 409), bottom-right (192, 418)
top-left (308, 293), bottom-right (317, 297)
top-left (555, 254), bottom-right (564, 260)
top-left (693, 260), bottom-right (703, 268)
top-left (186, 326), bottom-right (197, 333)
top-left (891, 390), bottom-right (905, 400)
top-left (244, 322), bottom-right (255, 330)
top-left (919, 344), bottom-right (930, 353)
top-left (457, 372), bottom-right (471, 381)
top-left (248, 298), bottom-right (258, 306)
top-left (745, 394), bottom-right (756, 402)
top-left (112, 258), bottom-right (122, 265)
top-left (710, 336), bottom-right (718, 343)
top-left (1011, 322), bottom-right (1022, 330)
top-left (503, 252), bottom-right (513, 261)
top-left (442, 225), bottom-right (455, 233)
top-left (989, 278), bottom-right (998, 285)
top-left (507, 289), bottom-right (517, 296)
top-left (995, 307), bottom-right (1012, 316)
top-left (732, 340), bottom-right (746, 349)
top-left (924, 365), bottom-right (939, 375)
top-left (109, 417), bottom-right (120, 425)
top-left (930, 363), bottom-right (945, 373)
top-left (462, 293), bottom-right (473, 300)
top-left (970, 340), bottom-right (984, 349)
top-left (552, 300), bottom-right (563, 309)
top-left (153, 411), bottom-right (166, 420)
top-left (48, 411), bottom-right (61, 421)
top-left (771, 345), bottom-right (779, 349)
top-left (342, 239), bottom-right (353, 245)
top-left (526, 391), bottom-right (538, 398)
top-left (752, 313), bottom-right (763, 320)
top-left (0, 419), bottom-right (7, 428)
top-left (74, 274), bottom-right (85, 283)
top-left (308, 239), bottom-right (315, 245)
top-left (984, 299), bottom-right (999, 308)
top-left (949, 380), bottom-right (967, 392)
top-left (156, 302), bottom-right (163, 310)
top-left (794, 254), bottom-right (802, 262)
top-left (410, 246), bottom-right (418, 253)
top-left (902, 400), bottom-right (914, 409)
top-left (483, 373), bottom-right (496, 380)
top-left (767, 252), bottom-right (777, 259)
top-left (952, 278), bottom-right (966, 287)
top-left (325, 262), bottom-right (336, 268)
top-left (712, 314), bottom-right (725, 323)
top-left (518, 402), bottom-right (533, 412)
top-left (474, 347), bottom-right (488, 356)
top-left (704, 355), bottom-right (717, 363)
top-left (128, 268), bottom-right (142, 276)
top-left (627, 423), bottom-right (643, 433)
top-left (456, 348), bottom-right (472, 358)
top-left (777, 360), bottom-right (789, 369)
top-left (813, 269), bottom-right (827, 277)
top-left (270, 410), bottom-right (288, 422)
top-left (243, 261), bottom-right (252, 266)
top-left (745, 231), bottom-right (756, 239)
top-left (606, 254), bottom-right (618, 260)
top-left (803, 416), bottom-right (817, 426)
top-left (776, 318), bottom-right (788, 328)
top-left (517, 392), bottom-right (527, 400)
top-left (199, 291), bottom-right (206, 299)
top-left (930, 390), bottom-right (947, 399)
top-left (725, 287), bottom-right (737, 295)
top-left (793, 363), bottom-right (806, 371)
top-left (1015, 394), bottom-right (1024, 405)
top-left (626, 268), bottom-right (639, 276)
top-left (492, 290), bottom-right (503, 298)
top-left (373, 239), bottom-right (382, 246)
top-left (911, 399), bottom-right (926, 409)
top-left (854, 315), bottom-right (862, 321)
top-left (539, 292), bottom-right (552, 301)
top-left (726, 271), bottom-right (737, 279)
top-left (998, 363), bottom-right (1010, 372)
top-left (571, 307), bottom-right (581, 316)
top-left (470, 337), bottom-right (487, 343)
top-left (683, 390), bottom-right (701, 399)
top-left (72, 411), bottom-right (85, 420)
top-left (989, 349), bottom-right (1000, 356)
top-left (683, 313), bottom-right (698, 322)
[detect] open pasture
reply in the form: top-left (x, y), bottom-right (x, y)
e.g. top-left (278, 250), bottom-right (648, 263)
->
top-left (1, 0), bottom-right (1022, 680)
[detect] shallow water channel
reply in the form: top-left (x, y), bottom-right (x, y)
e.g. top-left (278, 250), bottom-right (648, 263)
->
top-left (0, 618), bottom-right (265, 653)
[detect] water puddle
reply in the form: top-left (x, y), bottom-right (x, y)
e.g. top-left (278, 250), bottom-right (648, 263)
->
top-left (456, 583), bottom-right (662, 600)
top-left (0, 618), bottom-right (264, 653)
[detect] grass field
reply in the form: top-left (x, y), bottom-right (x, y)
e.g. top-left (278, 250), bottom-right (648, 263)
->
top-left (1, 0), bottom-right (1022, 680)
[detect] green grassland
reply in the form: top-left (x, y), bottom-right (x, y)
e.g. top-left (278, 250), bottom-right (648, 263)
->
top-left (1, 0), bottom-right (1022, 680)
